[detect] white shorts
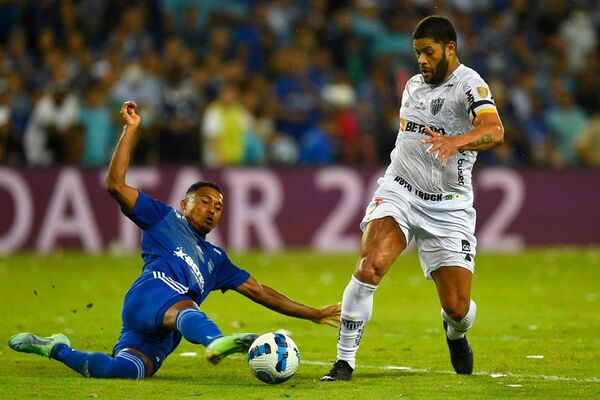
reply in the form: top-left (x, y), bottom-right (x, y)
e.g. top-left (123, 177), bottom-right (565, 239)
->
top-left (361, 176), bottom-right (477, 280)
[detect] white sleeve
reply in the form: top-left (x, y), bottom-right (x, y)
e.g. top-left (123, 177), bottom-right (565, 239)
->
top-left (460, 76), bottom-right (497, 122)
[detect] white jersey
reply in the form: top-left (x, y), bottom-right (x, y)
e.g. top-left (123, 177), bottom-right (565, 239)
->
top-left (385, 64), bottom-right (497, 210)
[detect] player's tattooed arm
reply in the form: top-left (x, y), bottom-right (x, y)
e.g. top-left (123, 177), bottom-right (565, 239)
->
top-left (462, 133), bottom-right (493, 148)
top-left (422, 112), bottom-right (503, 165)
top-left (456, 112), bottom-right (504, 152)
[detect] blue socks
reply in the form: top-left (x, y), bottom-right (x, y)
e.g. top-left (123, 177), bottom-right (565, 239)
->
top-left (175, 308), bottom-right (223, 346)
top-left (52, 344), bottom-right (145, 379)
top-left (49, 307), bottom-right (221, 379)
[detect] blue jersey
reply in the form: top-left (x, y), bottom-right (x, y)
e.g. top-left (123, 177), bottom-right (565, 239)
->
top-left (124, 190), bottom-right (250, 305)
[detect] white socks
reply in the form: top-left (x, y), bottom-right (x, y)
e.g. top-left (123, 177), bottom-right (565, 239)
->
top-left (442, 299), bottom-right (477, 340)
top-left (336, 276), bottom-right (378, 369)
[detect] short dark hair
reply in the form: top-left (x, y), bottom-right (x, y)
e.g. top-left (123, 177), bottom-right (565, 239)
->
top-left (413, 16), bottom-right (457, 46)
top-left (185, 181), bottom-right (223, 197)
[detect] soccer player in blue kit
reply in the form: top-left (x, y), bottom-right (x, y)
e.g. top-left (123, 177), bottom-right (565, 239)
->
top-left (9, 100), bottom-right (341, 379)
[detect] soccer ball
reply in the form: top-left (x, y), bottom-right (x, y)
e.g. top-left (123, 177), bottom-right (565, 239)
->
top-left (247, 332), bottom-right (300, 384)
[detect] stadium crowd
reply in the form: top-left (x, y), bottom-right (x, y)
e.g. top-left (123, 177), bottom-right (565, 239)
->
top-left (0, 0), bottom-right (599, 168)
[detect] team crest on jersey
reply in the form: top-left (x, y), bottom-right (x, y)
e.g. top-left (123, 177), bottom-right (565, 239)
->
top-left (430, 98), bottom-right (445, 115)
top-left (476, 86), bottom-right (489, 98)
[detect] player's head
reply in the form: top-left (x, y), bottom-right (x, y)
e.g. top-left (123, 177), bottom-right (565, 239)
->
top-left (181, 181), bottom-right (224, 235)
top-left (412, 16), bottom-right (458, 84)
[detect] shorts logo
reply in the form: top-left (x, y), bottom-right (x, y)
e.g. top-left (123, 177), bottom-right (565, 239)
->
top-left (430, 98), bottom-right (445, 115)
top-left (461, 240), bottom-right (471, 252)
top-left (476, 86), bottom-right (489, 98)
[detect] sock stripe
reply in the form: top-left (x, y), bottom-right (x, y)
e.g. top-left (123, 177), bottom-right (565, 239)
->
top-left (116, 351), bottom-right (145, 379)
top-left (115, 354), bottom-right (141, 379)
top-left (117, 352), bottom-right (144, 380)
top-left (117, 352), bottom-right (144, 379)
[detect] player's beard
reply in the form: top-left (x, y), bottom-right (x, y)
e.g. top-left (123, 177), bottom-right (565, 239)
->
top-left (427, 54), bottom-right (449, 85)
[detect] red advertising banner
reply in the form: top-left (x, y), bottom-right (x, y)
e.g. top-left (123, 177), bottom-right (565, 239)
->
top-left (0, 167), bottom-right (598, 254)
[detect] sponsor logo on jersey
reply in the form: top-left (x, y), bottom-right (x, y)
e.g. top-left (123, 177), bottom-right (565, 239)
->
top-left (457, 157), bottom-right (466, 185)
top-left (174, 246), bottom-right (205, 292)
top-left (402, 119), bottom-right (446, 135)
top-left (430, 98), bottom-right (445, 115)
top-left (465, 89), bottom-right (475, 107)
top-left (476, 86), bottom-right (489, 98)
top-left (393, 176), bottom-right (455, 202)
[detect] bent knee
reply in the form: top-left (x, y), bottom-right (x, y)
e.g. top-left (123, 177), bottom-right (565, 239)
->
top-left (355, 255), bottom-right (391, 285)
top-left (442, 299), bottom-right (470, 321)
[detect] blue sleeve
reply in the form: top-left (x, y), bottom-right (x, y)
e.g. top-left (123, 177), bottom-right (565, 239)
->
top-left (124, 190), bottom-right (171, 230)
top-left (213, 250), bottom-right (250, 292)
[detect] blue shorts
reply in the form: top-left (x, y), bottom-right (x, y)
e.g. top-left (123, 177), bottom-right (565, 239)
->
top-left (113, 271), bottom-right (191, 375)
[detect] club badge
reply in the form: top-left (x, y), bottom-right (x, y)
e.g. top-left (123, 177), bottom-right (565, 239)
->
top-left (430, 98), bottom-right (445, 115)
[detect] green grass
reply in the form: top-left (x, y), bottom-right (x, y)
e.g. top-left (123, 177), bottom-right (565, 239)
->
top-left (1, 249), bottom-right (599, 399)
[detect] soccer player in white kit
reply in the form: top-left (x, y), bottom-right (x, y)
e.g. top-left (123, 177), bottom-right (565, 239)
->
top-left (321, 16), bottom-right (505, 381)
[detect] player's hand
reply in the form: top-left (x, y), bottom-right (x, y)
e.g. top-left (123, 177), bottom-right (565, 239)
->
top-left (314, 302), bottom-right (341, 328)
top-left (120, 100), bottom-right (141, 128)
top-left (421, 127), bottom-right (460, 166)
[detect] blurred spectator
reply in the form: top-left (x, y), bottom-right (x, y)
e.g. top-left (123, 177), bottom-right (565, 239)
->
top-left (322, 74), bottom-right (371, 164)
top-left (266, 0), bottom-right (302, 45)
top-left (559, 7), bottom-right (597, 73)
top-left (0, 79), bottom-right (21, 164)
top-left (521, 97), bottom-right (552, 166)
top-left (241, 83), bottom-right (272, 165)
top-left (299, 110), bottom-right (339, 165)
top-left (269, 135), bottom-right (299, 166)
top-left (271, 48), bottom-right (322, 142)
top-left (201, 82), bottom-right (254, 166)
top-left (5, 28), bottom-right (34, 81)
top-left (113, 5), bottom-right (156, 60)
top-left (546, 89), bottom-right (588, 167)
top-left (23, 81), bottom-right (81, 166)
top-left (80, 81), bottom-right (114, 167)
top-left (158, 64), bottom-right (201, 164)
top-left (111, 62), bottom-right (162, 116)
top-left (575, 113), bottom-right (600, 167)
top-left (4, 72), bottom-right (31, 148)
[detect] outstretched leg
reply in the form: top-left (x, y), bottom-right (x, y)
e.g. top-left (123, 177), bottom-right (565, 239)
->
top-left (163, 299), bottom-right (257, 365)
top-left (431, 266), bottom-right (475, 374)
top-left (322, 217), bottom-right (406, 381)
top-left (9, 333), bottom-right (148, 379)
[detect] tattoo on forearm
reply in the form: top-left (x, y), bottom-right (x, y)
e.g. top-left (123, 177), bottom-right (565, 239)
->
top-left (466, 133), bottom-right (493, 147)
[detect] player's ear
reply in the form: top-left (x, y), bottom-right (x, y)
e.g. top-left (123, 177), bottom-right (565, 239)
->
top-left (181, 198), bottom-right (189, 215)
top-left (446, 41), bottom-right (456, 57)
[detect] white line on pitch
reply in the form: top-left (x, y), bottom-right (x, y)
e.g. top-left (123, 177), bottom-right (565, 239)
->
top-left (302, 360), bottom-right (600, 384)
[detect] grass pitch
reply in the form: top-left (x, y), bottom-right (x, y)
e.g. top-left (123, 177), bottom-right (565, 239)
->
top-left (1, 249), bottom-right (599, 399)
